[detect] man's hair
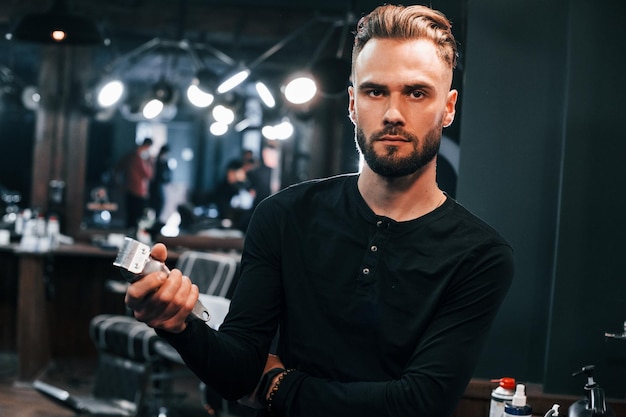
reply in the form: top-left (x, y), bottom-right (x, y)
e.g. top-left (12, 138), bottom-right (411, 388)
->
top-left (352, 4), bottom-right (458, 72)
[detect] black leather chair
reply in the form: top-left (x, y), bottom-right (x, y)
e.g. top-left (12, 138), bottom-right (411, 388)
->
top-left (34, 250), bottom-right (241, 416)
top-left (33, 314), bottom-right (168, 416)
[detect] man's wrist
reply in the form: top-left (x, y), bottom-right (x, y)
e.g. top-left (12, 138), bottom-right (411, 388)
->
top-left (256, 367), bottom-right (285, 407)
top-left (266, 368), bottom-right (295, 416)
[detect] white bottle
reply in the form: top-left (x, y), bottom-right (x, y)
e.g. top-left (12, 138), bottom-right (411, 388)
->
top-left (504, 384), bottom-right (532, 417)
top-left (489, 377), bottom-right (516, 417)
top-left (47, 215), bottom-right (60, 249)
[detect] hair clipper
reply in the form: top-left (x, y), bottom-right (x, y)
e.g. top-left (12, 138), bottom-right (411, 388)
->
top-left (113, 237), bottom-right (210, 322)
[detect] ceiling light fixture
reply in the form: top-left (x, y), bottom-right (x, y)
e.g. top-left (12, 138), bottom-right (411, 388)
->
top-left (262, 117), bottom-right (294, 141)
top-left (186, 84), bottom-right (214, 108)
top-left (142, 99), bottom-right (164, 119)
top-left (283, 75), bottom-right (317, 105)
top-left (212, 104), bottom-right (235, 125)
top-left (280, 14), bottom-right (353, 106)
top-left (141, 78), bottom-right (178, 120)
top-left (7, 0), bottom-right (104, 45)
top-left (217, 67), bottom-right (251, 94)
top-left (255, 81), bottom-right (276, 108)
top-left (215, 16), bottom-right (318, 96)
top-left (187, 68), bottom-right (217, 108)
top-left (209, 122), bottom-right (229, 136)
top-left (21, 86), bottom-right (41, 111)
top-left (95, 79), bottom-right (125, 108)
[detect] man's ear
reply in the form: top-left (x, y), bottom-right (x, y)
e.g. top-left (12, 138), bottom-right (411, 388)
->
top-left (442, 89), bottom-right (458, 128)
top-left (348, 86), bottom-right (356, 125)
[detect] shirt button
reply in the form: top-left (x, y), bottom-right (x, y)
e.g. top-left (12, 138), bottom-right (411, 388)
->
top-left (370, 245), bottom-right (378, 252)
top-left (376, 220), bottom-right (383, 228)
top-left (362, 267), bottom-right (370, 275)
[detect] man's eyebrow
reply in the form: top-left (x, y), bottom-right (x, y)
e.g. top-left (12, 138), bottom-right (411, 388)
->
top-left (357, 81), bottom-right (387, 91)
top-left (402, 82), bottom-right (435, 93)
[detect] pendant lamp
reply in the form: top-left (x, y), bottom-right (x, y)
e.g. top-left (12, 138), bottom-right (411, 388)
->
top-left (8, 0), bottom-right (103, 45)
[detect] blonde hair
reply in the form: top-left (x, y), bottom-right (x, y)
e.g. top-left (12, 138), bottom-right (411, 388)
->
top-left (352, 4), bottom-right (458, 71)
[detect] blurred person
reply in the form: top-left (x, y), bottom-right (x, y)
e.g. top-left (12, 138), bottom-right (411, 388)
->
top-left (241, 148), bottom-right (258, 173)
top-left (125, 5), bottom-right (514, 417)
top-left (247, 142), bottom-right (281, 211)
top-left (212, 159), bottom-right (253, 230)
top-left (149, 144), bottom-right (173, 222)
top-left (116, 138), bottom-right (154, 229)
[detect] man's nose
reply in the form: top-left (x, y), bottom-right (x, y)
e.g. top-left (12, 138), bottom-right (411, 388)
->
top-left (383, 97), bottom-right (406, 125)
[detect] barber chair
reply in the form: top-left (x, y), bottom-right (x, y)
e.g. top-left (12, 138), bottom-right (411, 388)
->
top-left (34, 249), bottom-right (241, 416)
top-left (175, 250), bottom-right (239, 298)
top-left (33, 314), bottom-right (169, 416)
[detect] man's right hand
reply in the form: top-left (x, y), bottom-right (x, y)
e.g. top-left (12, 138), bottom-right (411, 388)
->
top-left (124, 243), bottom-right (200, 333)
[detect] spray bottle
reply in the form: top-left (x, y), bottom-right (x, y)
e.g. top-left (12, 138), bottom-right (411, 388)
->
top-left (489, 377), bottom-right (516, 417)
top-left (504, 384), bottom-right (532, 417)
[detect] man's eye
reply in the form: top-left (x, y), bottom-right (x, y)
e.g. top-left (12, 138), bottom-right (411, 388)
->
top-left (411, 90), bottom-right (425, 98)
top-left (367, 89), bottom-right (383, 97)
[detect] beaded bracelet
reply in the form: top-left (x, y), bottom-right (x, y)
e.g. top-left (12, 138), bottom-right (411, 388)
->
top-left (267, 368), bottom-right (295, 416)
top-left (256, 367), bottom-right (286, 407)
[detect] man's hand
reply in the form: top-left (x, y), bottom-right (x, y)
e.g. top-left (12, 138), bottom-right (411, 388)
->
top-left (124, 243), bottom-right (200, 333)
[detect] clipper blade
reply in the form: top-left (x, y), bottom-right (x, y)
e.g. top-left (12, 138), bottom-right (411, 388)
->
top-left (113, 237), bottom-right (152, 275)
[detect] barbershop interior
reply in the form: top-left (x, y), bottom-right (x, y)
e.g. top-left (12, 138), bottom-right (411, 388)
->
top-left (0, 0), bottom-right (625, 416)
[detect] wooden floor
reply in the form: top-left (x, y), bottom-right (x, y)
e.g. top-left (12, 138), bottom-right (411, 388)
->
top-left (0, 353), bottom-right (255, 417)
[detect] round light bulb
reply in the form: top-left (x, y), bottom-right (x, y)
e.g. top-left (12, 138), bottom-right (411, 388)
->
top-left (97, 80), bottom-right (125, 108)
top-left (210, 121), bottom-right (229, 136)
top-left (142, 99), bottom-right (164, 119)
top-left (212, 105), bottom-right (235, 124)
top-left (284, 76), bottom-right (317, 104)
top-left (186, 84), bottom-right (214, 108)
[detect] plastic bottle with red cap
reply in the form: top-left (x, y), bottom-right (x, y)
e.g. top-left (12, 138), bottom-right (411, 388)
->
top-left (489, 377), bottom-right (516, 417)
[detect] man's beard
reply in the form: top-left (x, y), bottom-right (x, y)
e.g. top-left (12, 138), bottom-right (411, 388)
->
top-left (355, 122), bottom-right (442, 178)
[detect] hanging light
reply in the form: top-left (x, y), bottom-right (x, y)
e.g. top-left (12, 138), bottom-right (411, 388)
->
top-left (262, 117), bottom-right (294, 140)
top-left (95, 79), bottom-right (125, 108)
top-left (210, 122), bottom-right (229, 136)
top-left (186, 84), bottom-right (214, 108)
top-left (283, 74), bottom-right (317, 105)
top-left (142, 99), bottom-right (164, 119)
top-left (212, 104), bottom-right (235, 125)
top-left (217, 67), bottom-right (250, 94)
top-left (192, 68), bottom-right (218, 94)
top-left (21, 86), bottom-right (40, 110)
top-left (140, 79), bottom-right (178, 119)
top-left (255, 81), bottom-right (276, 108)
top-left (187, 68), bottom-right (216, 108)
top-left (152, 79), bottom-right (177, 104)
top-left (7, 0), bottom-right (104, 45)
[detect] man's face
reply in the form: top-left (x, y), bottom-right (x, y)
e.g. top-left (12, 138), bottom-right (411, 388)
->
top-left (348, 38), bottom-right (457, 177)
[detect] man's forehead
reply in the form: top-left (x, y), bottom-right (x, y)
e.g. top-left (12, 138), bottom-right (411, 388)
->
top-left (353, 38), bottom-right (453, 87)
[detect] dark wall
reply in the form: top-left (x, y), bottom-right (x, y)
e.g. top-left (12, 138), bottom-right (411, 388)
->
top-left (545, 0), bottom-right (626, 396)
top-left (458, 0), bottom-right (626, 398)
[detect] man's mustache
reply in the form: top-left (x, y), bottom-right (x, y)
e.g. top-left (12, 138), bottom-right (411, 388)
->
top-left (371, 126), bottom-right (416, 141)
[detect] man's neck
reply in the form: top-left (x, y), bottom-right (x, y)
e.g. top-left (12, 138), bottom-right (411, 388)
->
top-left (357, 161), bottom-right (445, 222)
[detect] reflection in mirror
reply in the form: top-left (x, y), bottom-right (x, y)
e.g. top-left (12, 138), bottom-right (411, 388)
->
top-left (82, 94), bottom-right (298, 239)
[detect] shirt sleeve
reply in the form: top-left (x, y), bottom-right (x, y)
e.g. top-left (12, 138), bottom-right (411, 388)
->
top-left (157, 200), bottom-right (285, 400)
